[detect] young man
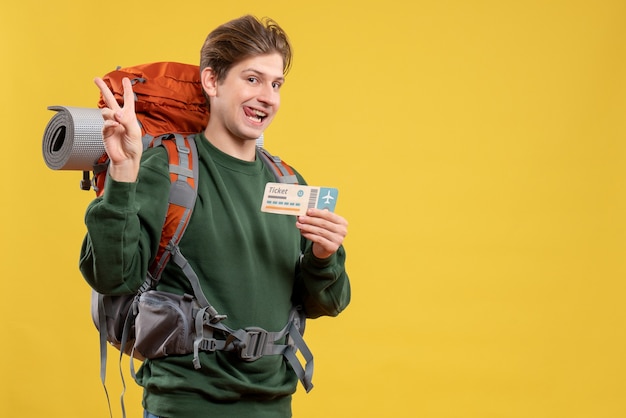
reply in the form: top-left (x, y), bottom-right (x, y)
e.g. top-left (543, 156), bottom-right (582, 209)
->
top-left (79, 15), bottom-right (351, 418)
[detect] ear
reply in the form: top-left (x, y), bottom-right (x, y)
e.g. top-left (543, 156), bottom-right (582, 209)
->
top-left (201, 67), bottom-right (218, 97)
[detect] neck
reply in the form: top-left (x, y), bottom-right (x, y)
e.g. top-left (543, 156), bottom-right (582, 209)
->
top-left (203, 127), bottom-right (257, 162)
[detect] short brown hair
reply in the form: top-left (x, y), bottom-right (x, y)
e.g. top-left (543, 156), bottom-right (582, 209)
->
top-left (200, 15), bottom-right (293, 83)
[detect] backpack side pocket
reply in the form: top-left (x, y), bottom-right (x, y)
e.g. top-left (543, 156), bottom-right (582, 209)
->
top-left (134, 290), bottom-right (196, 359)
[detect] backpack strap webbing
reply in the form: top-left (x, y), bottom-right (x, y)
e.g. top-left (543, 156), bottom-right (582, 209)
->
top-left (98, 134), bottom-right (199, 418)
top-left (148, 133), bottom-right (199, 282)
top-left (257, 147), bottom-right (298, 184)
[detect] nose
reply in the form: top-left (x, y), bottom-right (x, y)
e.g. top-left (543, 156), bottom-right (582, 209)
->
top-left (258, 83), bottom-right (280, 107)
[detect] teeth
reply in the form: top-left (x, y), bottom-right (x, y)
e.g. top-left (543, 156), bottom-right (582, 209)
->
top-left (247, 108), bottom-right (267, 122)
top-left (245, 108), bottom-right (267, 123)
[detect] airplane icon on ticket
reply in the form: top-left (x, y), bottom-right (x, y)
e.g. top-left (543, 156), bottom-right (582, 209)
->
top-left (322, 190), bottom-right (335, 205)
top-left (317, 187), bottom-right (338, 212)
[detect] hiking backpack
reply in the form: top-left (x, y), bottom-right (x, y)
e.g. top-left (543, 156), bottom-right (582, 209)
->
top-left (88, 62), bottom-right (314, 417)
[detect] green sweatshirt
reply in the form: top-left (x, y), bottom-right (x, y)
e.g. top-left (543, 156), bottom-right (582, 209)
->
top-left (79, 133), bottom-right (351, 418)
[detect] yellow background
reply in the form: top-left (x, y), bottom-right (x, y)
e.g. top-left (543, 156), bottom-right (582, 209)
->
top-left (1, 0), bottom-right (625, 417)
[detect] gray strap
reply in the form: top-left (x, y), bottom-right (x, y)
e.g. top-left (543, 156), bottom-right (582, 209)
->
top-left (172, 134), bottom-right (191, 179)
top-left (282, 320), bottom-right (314, 392)
top-left (141, 131), bottom-right (153, 149)
top-left (193, 307), bottom-right (212, 369)
top-left (117, 299), bottom-right (138, 418)
top-left (256, 147), bottom-right (298, 184)
top-left (170, 245), bottom-right (227, 325)
top-left (149, 135), bottom-right (199, 281)
top-left (97, 294), bottom-right (114, 418)
top-left (277, 174), bottom-right (298, 184)
top-left (169, 164), bottom-right (194, 178)
top-left (191, 307), bottom-right (314, 391)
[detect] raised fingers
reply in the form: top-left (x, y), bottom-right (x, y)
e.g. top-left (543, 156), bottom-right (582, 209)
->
top-left (94, 77), bottom-right (120, 111)
top-left (120, 77), bottom-right (136, 115)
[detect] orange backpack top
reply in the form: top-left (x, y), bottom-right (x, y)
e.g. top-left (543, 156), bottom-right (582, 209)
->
top-left (92, 62), bottom-right (209, 197)
top-left (97, 62), bottom-right (209, 139)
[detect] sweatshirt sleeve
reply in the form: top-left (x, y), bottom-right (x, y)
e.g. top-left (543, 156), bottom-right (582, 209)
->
top-left (294, 240), bottom-right (351, 319)
top-left (78, 149), bottom-right (171, 295)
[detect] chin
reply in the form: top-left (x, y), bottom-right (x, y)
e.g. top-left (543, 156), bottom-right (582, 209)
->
top-left (241, 128), bottom-right (265, 141)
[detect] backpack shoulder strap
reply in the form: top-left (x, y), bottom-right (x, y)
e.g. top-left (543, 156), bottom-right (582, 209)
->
top-left (94, 133), bottom-right (199, 418)
top-left (256, 147), bottom-right (299, 184)
top-left (148, 133), bottom-right (199, 282)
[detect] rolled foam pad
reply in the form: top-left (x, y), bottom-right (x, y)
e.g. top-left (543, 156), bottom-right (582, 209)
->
top-left (42, 106), bottom-right (104, 171)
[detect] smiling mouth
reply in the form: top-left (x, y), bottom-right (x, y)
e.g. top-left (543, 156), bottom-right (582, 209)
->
top-left (244, 107), bottom-right (268, 123)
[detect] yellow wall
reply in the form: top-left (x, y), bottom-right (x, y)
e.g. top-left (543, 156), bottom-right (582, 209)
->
top-left (2, 1), bottom-right (625, 417)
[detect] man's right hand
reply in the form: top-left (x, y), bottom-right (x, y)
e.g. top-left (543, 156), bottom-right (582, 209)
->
top-left (94, 77), bottom-right (143, 182)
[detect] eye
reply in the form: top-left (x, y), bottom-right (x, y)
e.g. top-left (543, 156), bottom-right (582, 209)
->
top-left (272, 81), bottom-right (282, 90)
top-left (247, 76), bottom-right (259, 84)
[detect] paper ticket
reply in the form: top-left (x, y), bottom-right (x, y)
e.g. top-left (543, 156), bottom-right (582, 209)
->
top-left (261, 182), bottom-right (339, 216)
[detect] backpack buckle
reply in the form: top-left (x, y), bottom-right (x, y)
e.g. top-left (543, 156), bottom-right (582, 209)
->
top-left (198, 338), bottom-right (217, 352)
top-left (238, 327), bottom-right (268, 362)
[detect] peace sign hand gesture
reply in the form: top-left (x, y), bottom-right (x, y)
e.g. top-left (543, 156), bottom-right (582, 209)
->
top-left (94, 77), bottom-right (143, 182)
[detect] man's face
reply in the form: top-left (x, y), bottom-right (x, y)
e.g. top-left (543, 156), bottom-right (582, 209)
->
top-left (208, 53), bottom-right (284, 144)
